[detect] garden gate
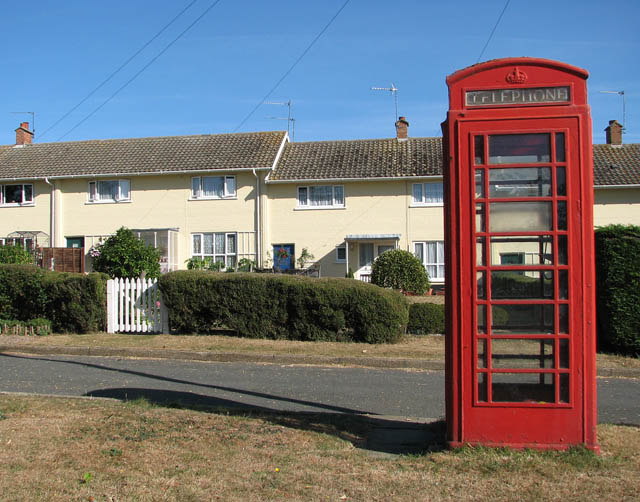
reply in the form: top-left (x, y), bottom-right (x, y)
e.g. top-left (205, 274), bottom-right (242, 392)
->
top-left (106, 278), bottom-right (168, 334)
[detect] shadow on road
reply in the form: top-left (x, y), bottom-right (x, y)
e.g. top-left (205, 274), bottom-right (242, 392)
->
top-left (0, 352), bottom-right (447, 454)
top-left (88, 386), bottom-right (447, 455)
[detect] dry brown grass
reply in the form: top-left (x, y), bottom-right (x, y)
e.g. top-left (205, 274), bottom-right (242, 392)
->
top-left (2, 331), bottom-right (638, 371)
top-left (0, 394), bottom-right (638, 502)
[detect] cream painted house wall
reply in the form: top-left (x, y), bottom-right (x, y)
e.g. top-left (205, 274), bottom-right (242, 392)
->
top-left (265, 178), bottom-right (445, 279)
top-left (53, 171), bottom-right (260, 269)
top-left (0, 180), bottom-right (51, 246)
top-left (593, 188), bottom-right (640, 227)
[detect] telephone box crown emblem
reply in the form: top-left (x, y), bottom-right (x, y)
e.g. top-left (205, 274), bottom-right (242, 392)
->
top-left (506, 67), bottom-right (528, 84)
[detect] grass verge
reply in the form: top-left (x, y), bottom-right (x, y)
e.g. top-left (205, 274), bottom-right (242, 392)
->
top-left (0, 394), bottom-right (638, 502)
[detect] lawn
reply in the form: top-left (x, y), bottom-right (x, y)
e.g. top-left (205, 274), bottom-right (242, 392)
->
top-left (0, 394), bottom-right (638, 502)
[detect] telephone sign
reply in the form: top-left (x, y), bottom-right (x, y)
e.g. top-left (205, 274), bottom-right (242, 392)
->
top-left (442, 58), bottom-right (598, 451)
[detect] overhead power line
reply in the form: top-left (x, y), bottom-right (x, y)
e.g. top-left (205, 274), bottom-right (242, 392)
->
top-left (232, 0), bottom-right (352, 133)
top-left (476, 0), bottom-right (511, 64)
top-left (56, 0), bottom-right (224, 142)
top-left (39, 0), bottom-right (200, 141)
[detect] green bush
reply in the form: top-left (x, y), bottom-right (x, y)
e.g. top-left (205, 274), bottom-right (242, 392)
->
top-left (595, 225), bottom-right (640, 356)
top-left (92, 227), bottom-right (161, 279)
top-left (43, 272), bottom-right (108, 333)
top-left (0, 264), bottom-right (107, 333)
top-left (407, 303), bottom-right (445, 335)
top-left (0, 245), bottom-right (33, 265)
top-left (158, 271), bottom-right (408, 343)
top-left (371, 249), bottom-right (430, 294)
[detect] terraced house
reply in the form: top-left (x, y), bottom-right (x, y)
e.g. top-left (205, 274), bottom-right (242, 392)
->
top-left (1, 118), bottom-right (638, 284)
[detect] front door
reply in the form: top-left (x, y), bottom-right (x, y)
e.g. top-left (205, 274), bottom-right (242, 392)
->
top-left (462, 118), bottom-right (583, 445)
top-left (357, 243), bottom-right (374, 281)
top-left (273, 244), bottom-right (294, 271)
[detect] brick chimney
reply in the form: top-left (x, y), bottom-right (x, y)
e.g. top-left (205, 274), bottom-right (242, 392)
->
top-left (395, 116), bottom-right (409, 140)
top-left (605, 120), bottom-right (623, 146)
top-left (15, 122), bottom-right (33, 145)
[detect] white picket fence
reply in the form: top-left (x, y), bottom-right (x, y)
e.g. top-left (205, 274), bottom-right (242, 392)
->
top-left (106, 278), bottom-right (168, 334)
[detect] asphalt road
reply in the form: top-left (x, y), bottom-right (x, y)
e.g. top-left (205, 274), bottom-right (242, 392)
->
top-left (0, 353), bottom-right (638, 425)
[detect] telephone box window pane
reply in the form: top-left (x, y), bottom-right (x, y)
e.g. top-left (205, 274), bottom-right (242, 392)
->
top-left (492, 373), bottom-right (554, 403)
top-left (556, 167), bottom-right (566, 196)
top-left (476, 237), bottom-right (486, 266)
top-left (559, 304), bottom-right (569, 334)
top-left (475, 203), bottom-right (485, 232)
top-left (477, 339), bottom-right (487, 368)
top-left (489, 168), bottom-right (551, 198)
top-left (474, 136), bottom-right (485, 165)
top-left (477, 271), bottom-right (486, 299)
top-left (557, 201), bottom-right (567, 230)
top-left (492, 304), bottom-right (554, 334)
top-left (491, 236), bottom-right (553, 265)
top-left (490, 202), bottom-right (553, 232)
top-left (489, 134), bottom-right (550, 164)
top-left (559, 270), bottom-right (568, 299)
top-left (477, 373), bottom-right (488, 402)
top-left (477, 305), bottom-right (487, 334)
top-left (558, 235), bottom-right (568, 265)
top-left (492, 339), bottom-right (554, 369)
top-left (475, 170), bottom-right (484, 198)
top-left (491, 271), bottom-right (554, 299)
top-left (555, 133), bottom-right (566, 162)
top-left (559, 374), bottom-right (570, 403)
top-left (559, 339), bottom-right (569, 368)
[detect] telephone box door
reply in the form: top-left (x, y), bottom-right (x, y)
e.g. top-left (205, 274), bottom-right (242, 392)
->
top-left (459, 117), bottom-right (585, 446)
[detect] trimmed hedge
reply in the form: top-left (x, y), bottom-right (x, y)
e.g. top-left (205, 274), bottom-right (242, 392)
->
top-left (407, 303), bottom-right (445, 335)
top-left (158, 271), bottom-right (409, 343)
top-left (595, 225), bottom-right (640, 356)
top-left (0, 264), bottom-right (108, 333)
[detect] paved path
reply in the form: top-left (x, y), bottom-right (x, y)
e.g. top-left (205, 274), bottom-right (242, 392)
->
top-left (0, 353), bottom-right (638, 425)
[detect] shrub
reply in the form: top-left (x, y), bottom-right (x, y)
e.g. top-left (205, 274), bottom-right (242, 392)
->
top-left (0, 245), bottom-right (33, 265)
top-left (407, 303), bottom-right (445, 335)
top-left (92, 227), bottom-right (161, 279)
top-left (158, 271), bottom-right (408, 343)
top-left (595, 225), bottom-right (640, 356)
top-left (371, 249), bottom-right (430, 294)
top-left (0, 264), bottom-right (107, 333)
top-left (43, 272), bottom-right (108, 333)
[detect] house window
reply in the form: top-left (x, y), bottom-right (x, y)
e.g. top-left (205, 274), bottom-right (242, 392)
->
top-left (297, 185), bottom-right (344, 208)
top-left (192, 232), bottom-right (237, 269)
top-left (336, 244), bottom-right (346, 263)
top-left (1, 184), bottom-right (34, 206)
top-left (191, 176), bottom-right (236, 199)
top-left (88, 180), bottom-right (130, 203)
top-left (414, 241), bottom-right (445, 281)
top-left (412, 182), bottom-right (443, 205)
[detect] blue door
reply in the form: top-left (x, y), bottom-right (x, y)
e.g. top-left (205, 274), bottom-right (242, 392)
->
top-left (273, 244), bottom-right (294, 271)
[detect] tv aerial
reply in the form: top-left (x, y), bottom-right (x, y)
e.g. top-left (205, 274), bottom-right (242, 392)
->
top-left (265, 100), bottom-right (295, 141)
top-left (371, 83), bottom-right (399, 121)
top-left (599, 90), bottom-right (626, 132)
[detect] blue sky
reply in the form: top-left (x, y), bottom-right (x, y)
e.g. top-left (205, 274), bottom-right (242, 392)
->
top-left (1, 0), bottom-right (638, 146)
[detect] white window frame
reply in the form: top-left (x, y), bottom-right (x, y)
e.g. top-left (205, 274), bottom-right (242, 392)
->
top-left (414, 240), bottom-right (445, 282)
top-left (87, 179), bottom-right (131, 203)
top-left (335, 244), bottom-right (346, 263)
top-left (296, 185), bottom-right (345, 209)
top-left (190, 175), bottom-right (236, 200)
top-left (412, 182), bottom-right (443, 206)
top-left (191, 232), bottom-right (238, 269)
top-left (1, 183), bottom-right (34, 206)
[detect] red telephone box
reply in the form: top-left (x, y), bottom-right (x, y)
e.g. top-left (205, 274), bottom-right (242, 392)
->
top-left (442, 58), bottom-right (598, 451)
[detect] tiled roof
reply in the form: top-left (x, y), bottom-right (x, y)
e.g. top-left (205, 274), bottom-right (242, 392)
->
top-left (269, 137), bottom-right (443, 181)
top-left (0, 131), bottom-right (286, 180)
top-left (593, 143), bottom-right (640, 186)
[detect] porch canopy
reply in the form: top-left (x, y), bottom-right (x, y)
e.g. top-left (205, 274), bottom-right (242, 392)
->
top-left (344, 234), bottom-right (401, 278)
